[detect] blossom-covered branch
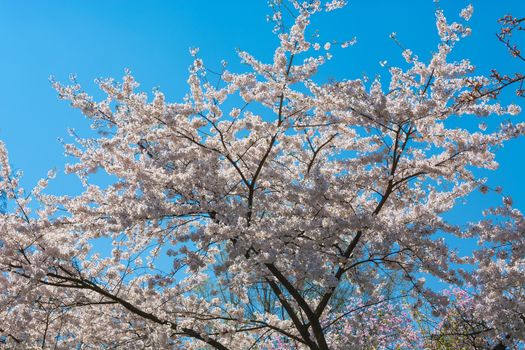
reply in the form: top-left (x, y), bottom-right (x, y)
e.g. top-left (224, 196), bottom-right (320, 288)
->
top-left (0, 1), bottom-right (524, 349)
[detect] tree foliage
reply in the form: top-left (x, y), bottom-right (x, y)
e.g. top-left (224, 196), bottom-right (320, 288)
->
top-left (0, 1), bottom-right (524, 349)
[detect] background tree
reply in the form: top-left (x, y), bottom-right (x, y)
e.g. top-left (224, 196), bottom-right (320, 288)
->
top-left (488, 14), bottom-right (524, 99)
top-left (0, 1), bottom-right (524, 349)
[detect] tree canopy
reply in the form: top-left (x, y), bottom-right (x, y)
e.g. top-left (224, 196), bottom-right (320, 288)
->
top-left (0, 1), bottom-right (524, 349)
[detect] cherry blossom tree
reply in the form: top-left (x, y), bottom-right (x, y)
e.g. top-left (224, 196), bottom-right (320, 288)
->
top-left (467, 12), bottom-right (524, 103)
top-left (0, 1), bottom-right (524, 349)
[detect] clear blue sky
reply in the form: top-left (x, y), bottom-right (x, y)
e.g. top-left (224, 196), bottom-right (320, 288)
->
top-left (0, 0), bottom-right (524, 222)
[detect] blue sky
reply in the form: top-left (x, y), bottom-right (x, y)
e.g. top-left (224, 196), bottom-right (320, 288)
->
top-left (0, 0), bottom-right (524, 221)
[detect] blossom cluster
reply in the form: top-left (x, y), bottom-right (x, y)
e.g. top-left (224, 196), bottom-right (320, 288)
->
top-left (0, 1), bottom-right (523, 349)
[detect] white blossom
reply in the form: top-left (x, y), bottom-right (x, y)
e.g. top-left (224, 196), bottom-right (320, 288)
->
top-left (0, 1), bottom-right (523, 349)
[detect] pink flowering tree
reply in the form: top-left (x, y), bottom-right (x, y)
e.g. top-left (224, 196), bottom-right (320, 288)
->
top-left (0, 1), bottom-right (524, 349)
